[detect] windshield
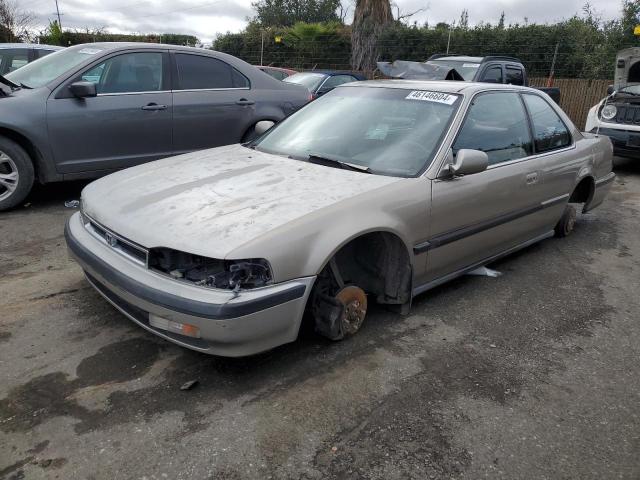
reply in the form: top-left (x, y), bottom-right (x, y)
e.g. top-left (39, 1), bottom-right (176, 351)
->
top-left (253, 86), bottom-right (461, 177)
top-left (283, 72), bottom-right (326, 91)
top-left (427, 60), bottom-right (480, 81)
top-left (5, 46), bottom-right (106, 88)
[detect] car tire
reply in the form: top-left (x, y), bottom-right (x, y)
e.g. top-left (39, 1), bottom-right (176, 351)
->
top-left (0, 136), bottom-right (34, 212)
top-left (554, 204), bottom-right (576, 238)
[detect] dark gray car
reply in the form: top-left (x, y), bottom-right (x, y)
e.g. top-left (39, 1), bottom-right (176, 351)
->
top-left (0, 43), bottom-right (309, 210)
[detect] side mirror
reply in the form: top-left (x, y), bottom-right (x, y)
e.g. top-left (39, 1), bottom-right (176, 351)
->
top-left (254, 120), bottom-right (275, 136)
top-left (606, 85), bottom-right (614, 95)
top-left (449, 149), bottom-right (488, 176)
top-left (69, 81), bottom-right (97, 98)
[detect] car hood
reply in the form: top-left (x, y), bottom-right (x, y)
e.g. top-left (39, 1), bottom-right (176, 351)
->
top-left (82, 144), bottom-right (400, 259)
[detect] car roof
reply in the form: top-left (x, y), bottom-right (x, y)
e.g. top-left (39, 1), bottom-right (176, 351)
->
top-left (0, 43), bottom-right (64, 50)
top-left (64, 42), bottom-right (214, 54)
top-left (430, 55), bottom-right (523, 64)
top-left (341, 79), bottom-right (538, 95)
top-left (430, 56), bottom-right (483, 63)
top-left (306, 69), bottom-right (366, 78)
top-left (257, 65), bottom-right (297, 73)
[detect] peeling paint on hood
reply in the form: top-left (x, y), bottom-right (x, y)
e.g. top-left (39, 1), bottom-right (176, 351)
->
top-left (82, 144), bottom-right (400, 259)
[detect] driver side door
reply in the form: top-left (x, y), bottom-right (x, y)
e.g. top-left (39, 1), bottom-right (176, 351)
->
top-left (46, 50), bottom-right (173, 175)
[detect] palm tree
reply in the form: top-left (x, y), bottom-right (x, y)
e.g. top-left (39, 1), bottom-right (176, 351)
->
top-left (351, 0), bottom-right (393, 73)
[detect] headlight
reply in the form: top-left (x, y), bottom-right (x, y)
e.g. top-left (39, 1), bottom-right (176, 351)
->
top-left (79, 199), bottom-right (89, 225)
top-left (148, 247), bottom-right (273, 290)
top-left (600, 104), bottom-right (617, 121)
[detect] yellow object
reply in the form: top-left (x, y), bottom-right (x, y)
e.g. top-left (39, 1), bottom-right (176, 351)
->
top-left (634, 25), bottom-right (640, 35)
top-left (275, 36), bottom-right (282, 43)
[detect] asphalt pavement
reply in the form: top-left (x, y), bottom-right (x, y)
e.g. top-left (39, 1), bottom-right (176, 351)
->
top-left (1, 158), bottom-right (639, 480)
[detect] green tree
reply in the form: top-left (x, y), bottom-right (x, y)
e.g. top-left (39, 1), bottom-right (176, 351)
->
top-left (252, 0), bottom-right (342, 27)
top-left (42, 20), bottom-right (63, 46)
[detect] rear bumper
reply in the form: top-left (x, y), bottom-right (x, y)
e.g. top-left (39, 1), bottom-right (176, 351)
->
top-left (590, 127), bottom-right (640, 159)
top-left (65, 213), bottom-right (315, 357)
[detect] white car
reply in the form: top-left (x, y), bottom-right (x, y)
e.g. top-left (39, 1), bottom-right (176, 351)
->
top-left (585, 47), bottom-right (640, 160)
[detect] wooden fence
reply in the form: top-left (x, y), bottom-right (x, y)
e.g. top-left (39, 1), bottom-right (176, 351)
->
top-left (529, 77), bottom-right (612, 130)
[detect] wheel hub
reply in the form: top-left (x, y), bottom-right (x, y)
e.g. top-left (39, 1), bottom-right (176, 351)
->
top-left (0, 150), bottom-right (19, 202)
top-left (335, 286), bottom-right (367, 335)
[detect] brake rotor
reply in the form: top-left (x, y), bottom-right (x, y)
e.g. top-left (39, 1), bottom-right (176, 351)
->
top-left (335, 285), bottom-right (368, 336)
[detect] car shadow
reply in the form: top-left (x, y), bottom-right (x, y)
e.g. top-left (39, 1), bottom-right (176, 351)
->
top-left (613, 156), bottom-right (640, 174)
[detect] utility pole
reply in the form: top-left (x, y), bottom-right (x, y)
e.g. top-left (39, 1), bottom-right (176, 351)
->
top-left (260, 30), bottom-right (264, 66)
top-left (446, 21), bottom-right (454, 54)
top-left (546, 42), bottom-right (559, 88)
top-left (54, 0), bottom-right (62, 30)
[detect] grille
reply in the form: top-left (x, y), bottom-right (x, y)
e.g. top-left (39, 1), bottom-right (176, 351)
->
top-left (614, 104), bottom-right (640, 125)
top-left (85, 216), bottom-right (148, 265)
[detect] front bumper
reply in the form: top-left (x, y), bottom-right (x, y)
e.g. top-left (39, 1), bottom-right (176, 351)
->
top-left (590, 127), bottom-right (640, 159)
top-left (65, 213), bottom-right (315, 356)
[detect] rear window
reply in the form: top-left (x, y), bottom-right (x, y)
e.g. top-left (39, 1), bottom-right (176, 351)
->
top-left (427, 60), bottom-right (480, 81)
top-left (506, 66), bottom-right (524, 86)
top-left (283, 72), bottom-right (326, 91)
top-left (522, 94), bottom-right (571, 152)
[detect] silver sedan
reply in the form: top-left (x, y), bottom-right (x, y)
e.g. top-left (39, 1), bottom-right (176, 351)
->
top-left (66, 80), bottom-right (615, 356)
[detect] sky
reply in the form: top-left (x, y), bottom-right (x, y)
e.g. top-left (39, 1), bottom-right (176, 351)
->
top-left (17, 0), bottom-right (623, 45)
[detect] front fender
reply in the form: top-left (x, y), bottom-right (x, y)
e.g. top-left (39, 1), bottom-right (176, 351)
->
top-left (226, 178), bottom-right (430, 282)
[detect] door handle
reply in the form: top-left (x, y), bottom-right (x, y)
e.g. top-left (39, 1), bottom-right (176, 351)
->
top-left (141, 103), bottom-right (167, 111)
top-left (236, 98), bottom-right (255, 106)
top-left (525, 172), bottom-right (539, 185)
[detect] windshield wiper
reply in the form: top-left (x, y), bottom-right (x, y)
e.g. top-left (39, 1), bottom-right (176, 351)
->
top-left (19, 82), bottom-right (32, 90)
top-left (308, 154), bottom-right (371, 173)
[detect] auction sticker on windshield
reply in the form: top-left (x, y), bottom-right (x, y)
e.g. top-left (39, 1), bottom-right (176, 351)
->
top-left (405, 91), bottom-right (458, 105)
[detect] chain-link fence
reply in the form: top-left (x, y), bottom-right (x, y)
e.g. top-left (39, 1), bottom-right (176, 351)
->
top-left (215, 29), bottom-right (631, 80)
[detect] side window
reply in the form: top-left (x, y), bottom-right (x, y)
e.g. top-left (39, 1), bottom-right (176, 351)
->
top-left (322, 74), bottom-right (357, 90)
top-left (453, 92), bottom-right (533, 165)
top-left (79, 52), bottom-right (163, 94)
top-left (10, 54), bottom-right (29, 71)
top-left (36, 49), bottom-right (57, 59)
top-left (505, 66), bottom-right (524, 85)
top-left (0, 49), bottom-right (29, 74)
top-left (522, 94), bottom-right (571, 152)
top-left (175, 54), bottom-right (248, 90)
top-left (481, 65), bottom-right (503, 83)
